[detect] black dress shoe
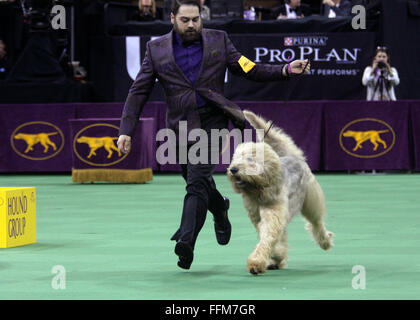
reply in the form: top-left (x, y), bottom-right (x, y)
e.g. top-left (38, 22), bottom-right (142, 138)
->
top-left (214, 197), bottom-right (231, 245)
top-left (174, 241), bottom-right (194, 270)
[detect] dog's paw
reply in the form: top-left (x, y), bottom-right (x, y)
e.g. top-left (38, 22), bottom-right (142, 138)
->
top-left (267, 264), bottom-right (279, 270)
top-left (247, 258), bottom-right (267, 275)
top-left (320, 231), bottom-right (334, 251)
top-left (267, 260), bottom-right (287, 270)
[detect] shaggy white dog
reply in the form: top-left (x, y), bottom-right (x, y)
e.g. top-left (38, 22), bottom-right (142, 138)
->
top-left (227, 110), bottom-right (334, 275)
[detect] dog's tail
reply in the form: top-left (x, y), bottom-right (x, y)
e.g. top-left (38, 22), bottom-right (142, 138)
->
top-left (243, 110), bottom-right (305, 160)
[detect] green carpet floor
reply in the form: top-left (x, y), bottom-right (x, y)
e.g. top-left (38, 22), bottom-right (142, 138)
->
top-left (0, 173), bottom-right (419, 300)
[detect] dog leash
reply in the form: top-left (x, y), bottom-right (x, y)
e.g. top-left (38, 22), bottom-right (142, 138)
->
top-left (263, 59), bottom-right (311, 140)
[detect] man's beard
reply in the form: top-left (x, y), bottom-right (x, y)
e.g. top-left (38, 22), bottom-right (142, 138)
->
top-left (174, 20), bottom-right (202, 43)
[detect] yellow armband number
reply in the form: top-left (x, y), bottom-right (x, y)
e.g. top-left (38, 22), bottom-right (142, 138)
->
top-left (238, 56), bottom-right (256, 74)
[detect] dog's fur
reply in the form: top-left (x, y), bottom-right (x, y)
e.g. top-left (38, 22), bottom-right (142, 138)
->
top-left (227, 110), bottom-right (334, 275)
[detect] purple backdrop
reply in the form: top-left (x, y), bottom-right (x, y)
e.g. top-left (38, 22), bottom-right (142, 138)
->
top-left (0, 104), bottom-right (75, 172)
top-left (238, 101), bottom-right (323, 171)
top-left (70, 118), bottom-right (157, 170)
top-left (157, 101), bottom-right (322, 172)
top-left (324, 101), bottom-right (411, 171)
top-left (1, 101), bottom-right (419, 172)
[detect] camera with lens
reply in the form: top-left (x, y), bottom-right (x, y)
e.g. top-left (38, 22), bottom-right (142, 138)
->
top-left (26, 0), bottom-right (55, 31)
top-left (376, 61), bottom-right (388, 75)
top-left (377, 61), bottom-right (387, 70)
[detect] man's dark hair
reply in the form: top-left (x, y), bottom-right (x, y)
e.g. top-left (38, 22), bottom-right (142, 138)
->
top-left (171, 0), bottom-right (201, 16)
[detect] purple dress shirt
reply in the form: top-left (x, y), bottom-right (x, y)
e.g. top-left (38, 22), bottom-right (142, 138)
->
top-left (173, 33), bottom-right (207, 108)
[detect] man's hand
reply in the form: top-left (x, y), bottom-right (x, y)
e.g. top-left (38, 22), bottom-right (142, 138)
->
top-left (117, 135), bottom-right (132, 154)
top-left (289, 59), bottom-right (311, 75)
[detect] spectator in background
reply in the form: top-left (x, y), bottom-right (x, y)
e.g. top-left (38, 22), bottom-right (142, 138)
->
top-left (131, 0), bottom-right (162, 21)
top-left (200, 0), bottom-right (210, 20)
top-left (0, 39), bottom-right (11, 80)
top-left (273, 0), bottom-right (312, 20)
top-left (362, 47), bottom-right (399, 101)
top-left (322, 0), bottom-right (351, 18)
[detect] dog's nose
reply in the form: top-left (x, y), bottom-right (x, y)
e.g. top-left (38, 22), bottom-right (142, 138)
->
top-left (230, 167), bottom-right (239, 175)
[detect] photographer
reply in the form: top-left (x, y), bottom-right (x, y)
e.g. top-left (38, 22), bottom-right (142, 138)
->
top-left (6, 0), bottom-right (70, 82)
top-left (362, 47), bottom-right (400, 101)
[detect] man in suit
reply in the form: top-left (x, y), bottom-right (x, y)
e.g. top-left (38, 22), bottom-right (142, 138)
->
top-left (322, 0), bottom-right (352, 18)
top-left (117, 0), bottom-right (310, 270)
top-left (273, 0), bottom-right (312, 20)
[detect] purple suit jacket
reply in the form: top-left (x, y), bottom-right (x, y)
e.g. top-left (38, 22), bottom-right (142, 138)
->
top-left (119, 28), bottom-right (289, 137)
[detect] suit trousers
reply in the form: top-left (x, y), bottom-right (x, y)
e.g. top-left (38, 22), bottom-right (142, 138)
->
top-left (171, 106), bottom-right (229, 249)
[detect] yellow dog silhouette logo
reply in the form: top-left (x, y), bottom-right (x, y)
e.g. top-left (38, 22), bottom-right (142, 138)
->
top-left (14, 132), bottom-right (58, 154)
top-left (342, 130), bottom-right (389, 151)
top-left (73, 123), bottom-right (129, 167)
top-left (76, 136), bottom-right (121, 159)
top-left (339, 118), bottom-right (395, 159)
top-left (10, 122), bottom-right (65, 161)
